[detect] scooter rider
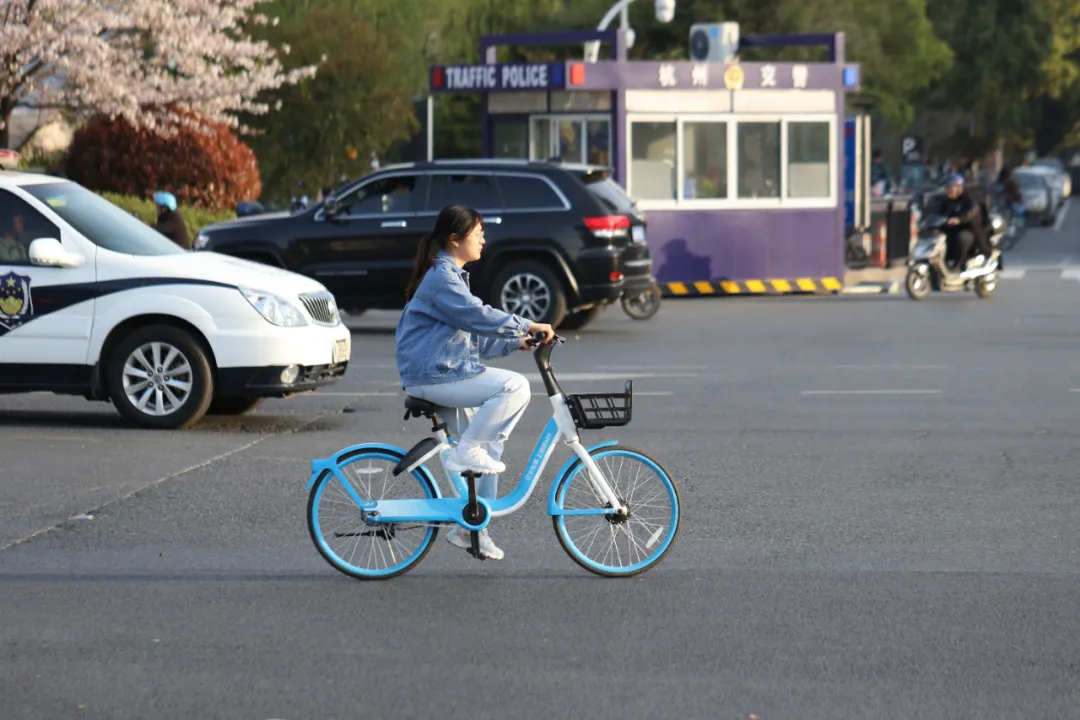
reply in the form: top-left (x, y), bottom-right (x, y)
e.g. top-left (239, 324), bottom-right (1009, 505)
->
top-left (941, 174), bottom-right (992, 271)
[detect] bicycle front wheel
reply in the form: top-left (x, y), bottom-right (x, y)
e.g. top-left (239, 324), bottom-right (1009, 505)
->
top-left (307, 447), bottom-right (440, 580)
top-left (552, 446), bottom-right (680, 577)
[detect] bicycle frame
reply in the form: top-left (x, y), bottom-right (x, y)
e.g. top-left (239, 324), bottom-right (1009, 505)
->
top-left (306, 338), bottom-right (627, 530)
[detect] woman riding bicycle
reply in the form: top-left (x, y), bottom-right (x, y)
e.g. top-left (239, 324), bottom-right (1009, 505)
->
top-left (395, 205), bottom-right (555, 560)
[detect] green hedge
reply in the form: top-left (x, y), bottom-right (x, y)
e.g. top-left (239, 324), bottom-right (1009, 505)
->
top-left (99, 192), bottom-right (236, 245)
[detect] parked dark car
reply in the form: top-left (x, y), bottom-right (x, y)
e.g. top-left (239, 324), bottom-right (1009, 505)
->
top-left (193, 159), bottom-right (653, 330)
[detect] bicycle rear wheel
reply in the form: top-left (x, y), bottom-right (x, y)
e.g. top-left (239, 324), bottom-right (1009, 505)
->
top-left (551, 446), bottom-right (680, 577)
top-left (307, 447), bottom-right (439, 580)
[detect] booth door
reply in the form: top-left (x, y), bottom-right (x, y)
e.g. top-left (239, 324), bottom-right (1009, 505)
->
top-left (530, 116), bottom-right (610, 166)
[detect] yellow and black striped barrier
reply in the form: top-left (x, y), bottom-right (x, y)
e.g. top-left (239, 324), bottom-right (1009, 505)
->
top-left (660, 277), bottom-right (843, 297)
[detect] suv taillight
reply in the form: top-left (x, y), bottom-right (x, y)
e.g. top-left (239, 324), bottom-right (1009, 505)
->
top-left (583, 215), bottom-right (630, 240)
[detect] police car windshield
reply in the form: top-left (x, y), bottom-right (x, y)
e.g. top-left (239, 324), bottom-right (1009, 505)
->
top-left (22, 182), bottom-right (187, 256)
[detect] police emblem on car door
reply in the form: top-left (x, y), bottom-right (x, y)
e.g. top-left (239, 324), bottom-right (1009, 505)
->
top-left (0, 271), bottom-right (32, 332)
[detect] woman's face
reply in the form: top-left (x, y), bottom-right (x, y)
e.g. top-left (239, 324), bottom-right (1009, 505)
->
top-left (450, 221), bottom-right (485, 264)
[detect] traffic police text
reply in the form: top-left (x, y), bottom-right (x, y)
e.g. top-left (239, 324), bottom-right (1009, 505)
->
top-left (444, 64), bottom-right (550, 91)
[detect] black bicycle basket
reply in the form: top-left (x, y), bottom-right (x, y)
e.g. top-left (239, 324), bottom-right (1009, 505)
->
top-left (567, 380), bottom-right (633, 429)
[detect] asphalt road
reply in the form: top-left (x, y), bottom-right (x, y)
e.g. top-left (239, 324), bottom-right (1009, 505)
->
top-left (3, 204), bottom-right (1080, 719)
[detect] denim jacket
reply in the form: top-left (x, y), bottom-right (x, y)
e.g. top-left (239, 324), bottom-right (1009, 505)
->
top-left (396, 252), bottom-right (532, 387)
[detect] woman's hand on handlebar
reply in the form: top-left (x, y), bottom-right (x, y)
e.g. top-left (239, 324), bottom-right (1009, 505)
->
top-left (527, 322), bottom-right (555, 345)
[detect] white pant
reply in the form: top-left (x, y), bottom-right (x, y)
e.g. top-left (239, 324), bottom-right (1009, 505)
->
top-left (404, 367), bottom-right (531, 500)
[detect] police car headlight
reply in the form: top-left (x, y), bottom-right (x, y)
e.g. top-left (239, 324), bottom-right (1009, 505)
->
top-left (239, 287), bottom-right (308, 327)
top-left (193, 232), bottom-right (210, 250)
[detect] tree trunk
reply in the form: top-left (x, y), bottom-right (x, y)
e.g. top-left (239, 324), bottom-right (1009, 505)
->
top-left (0, 96), bottom-right (13, 149)
top-left (1036, 96), bottom-right (1068, 156)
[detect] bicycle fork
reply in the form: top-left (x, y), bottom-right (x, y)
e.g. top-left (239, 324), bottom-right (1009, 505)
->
top-left (567, 438), bottom-right (626, 515)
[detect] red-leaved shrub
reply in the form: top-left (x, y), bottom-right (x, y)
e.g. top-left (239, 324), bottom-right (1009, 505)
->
top-left (62, 110), bottom-right (262, 212)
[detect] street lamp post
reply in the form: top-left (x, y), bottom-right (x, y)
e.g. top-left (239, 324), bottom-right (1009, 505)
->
top-left (583, 0), bottom-right (676, 63)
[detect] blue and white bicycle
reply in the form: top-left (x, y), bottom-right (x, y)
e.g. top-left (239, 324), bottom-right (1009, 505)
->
top-left (305, 334), bottom-right (681, 579)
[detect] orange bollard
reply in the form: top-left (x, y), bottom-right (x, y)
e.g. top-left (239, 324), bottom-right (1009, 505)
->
top-left (872, 219), bottom-right (888, 267)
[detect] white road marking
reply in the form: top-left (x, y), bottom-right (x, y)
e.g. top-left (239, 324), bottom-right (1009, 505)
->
top-left (605, 365), bottom-right (708, 371)
top-left (2, 435), bottom-right (102, 443)
top-left (0, 427), bottom-right (292, 552)
top-left (1054, 200), bottom-right (1070, 232)
top-left (801, 389), bottom-right (942, 395)
top-left (832, 364), bottom-right (948, 370)
top-left (287, 392), bottom-right (398, 397)
top-left (1000, 268), bottom-right (1027, 279)
top-left (552, 391), bottom-right (673, 397)
top-left (290, 390), bottom-right (676, 398)
top-left (525, 372), bottom-right (697, 381)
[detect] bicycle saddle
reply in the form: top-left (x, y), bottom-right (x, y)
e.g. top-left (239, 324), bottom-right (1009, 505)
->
top-left (403, 396), bottom-right (438, 419)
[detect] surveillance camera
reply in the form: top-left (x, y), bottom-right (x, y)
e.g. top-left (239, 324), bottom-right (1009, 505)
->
top-left (655, 0), bottom-right (675, 23)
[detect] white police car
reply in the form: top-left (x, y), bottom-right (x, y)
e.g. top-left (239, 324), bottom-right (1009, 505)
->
top-left (0, 171), bottom-right (351, 429)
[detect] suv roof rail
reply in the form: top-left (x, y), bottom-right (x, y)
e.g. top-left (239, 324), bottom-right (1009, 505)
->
top-left (368, 158), bottom-right (613, 175)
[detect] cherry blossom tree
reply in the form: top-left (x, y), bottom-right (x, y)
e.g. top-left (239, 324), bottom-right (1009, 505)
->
top-left (0, 0), bottom-right (317, 149)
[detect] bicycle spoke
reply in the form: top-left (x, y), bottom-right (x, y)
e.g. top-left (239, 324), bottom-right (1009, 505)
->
top-left (557, 450), bottom-right (677, 573)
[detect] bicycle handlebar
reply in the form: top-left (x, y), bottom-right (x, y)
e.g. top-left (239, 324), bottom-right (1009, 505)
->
top-left (524, 332), bottom-right (563, 348)
top-left (526, 332), bottom-right (564, 396)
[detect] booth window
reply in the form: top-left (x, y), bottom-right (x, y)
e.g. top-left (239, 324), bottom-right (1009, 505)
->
top-left (627, 114), bottom-right (833, 207)
top-left (786, 121), bottom-right (830, 198)
top-left (426, 174), bottom-right (499, 212)
top-left (683, 122), bottom-right (728, 200)
top-left (497, 175), bottom-right (566, 210)
top-left (494, 120), bottom-right (528, 159)
top-left (630, 121), bottom-right (677, 200)
top-left (736, 122), bottom-right (780, 199)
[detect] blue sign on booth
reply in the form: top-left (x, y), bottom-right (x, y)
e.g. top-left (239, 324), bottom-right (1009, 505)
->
top-left (430, 62), bottom-right (565, 93)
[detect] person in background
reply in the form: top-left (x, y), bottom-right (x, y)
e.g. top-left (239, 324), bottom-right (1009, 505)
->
top-left (997, 163), bottom-right (1026, 239)
top-left (940, 174), bottom-right (992, 270)
top-left (870, 150), bottom-right (892, 195)
top-left (153, 191), bottom-right (189, 249)
top-left (0, 211), bottom-right (27, 262)
top-left (998, 165), bottom-right (1023, 204)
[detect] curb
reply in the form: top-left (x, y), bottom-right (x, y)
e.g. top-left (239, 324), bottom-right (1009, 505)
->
top-left (660, 277), bottom-right (842, 297)
top-left (840, 281), bottom-right (898, 295)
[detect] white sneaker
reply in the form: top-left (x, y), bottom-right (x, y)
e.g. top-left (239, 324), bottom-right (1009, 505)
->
top-left (443, 445), bottom-right (506, 475)
top-left (446, 527), bottom-right (505, 560)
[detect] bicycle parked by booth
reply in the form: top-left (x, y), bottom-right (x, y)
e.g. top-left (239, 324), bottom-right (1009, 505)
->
top-left (305, 334), bottom-right (681, 579)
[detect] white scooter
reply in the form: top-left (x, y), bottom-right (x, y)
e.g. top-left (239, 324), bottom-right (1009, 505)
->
top-left (905, 212), bottom-right (1003, 300)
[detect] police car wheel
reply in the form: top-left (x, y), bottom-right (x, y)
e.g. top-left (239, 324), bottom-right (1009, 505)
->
top-left (106, 325), bottom-right (214, 430)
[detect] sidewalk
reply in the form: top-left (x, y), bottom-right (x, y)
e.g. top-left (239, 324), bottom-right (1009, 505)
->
top-left (842, 263), bottom-right (907, 294)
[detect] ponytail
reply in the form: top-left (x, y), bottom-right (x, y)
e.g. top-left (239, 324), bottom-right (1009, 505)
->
top-left (403, 205), bottom-right (485, 301)
top-left (405, 232), bottom-right (440, 301)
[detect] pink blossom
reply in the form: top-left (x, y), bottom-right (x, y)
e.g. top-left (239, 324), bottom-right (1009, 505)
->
top-left (0, 0), bottom-right (315, 135)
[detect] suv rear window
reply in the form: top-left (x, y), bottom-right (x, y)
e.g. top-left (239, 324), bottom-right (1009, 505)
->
top-left (497, 175), bottom-right (565, 209)
top-left (575, 170), bottom-right (636, 213)
top-left (426, 174), bottom-right (500, 211)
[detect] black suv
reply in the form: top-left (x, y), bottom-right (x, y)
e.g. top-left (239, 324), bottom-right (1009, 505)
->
top-left (193, 159), bottom-right (652, 330)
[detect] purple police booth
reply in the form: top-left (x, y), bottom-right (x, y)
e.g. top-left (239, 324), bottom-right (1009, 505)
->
top-left (428, 30), bottom-right (860, 295)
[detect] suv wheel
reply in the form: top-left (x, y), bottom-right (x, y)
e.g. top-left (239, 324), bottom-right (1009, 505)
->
top-left (106, 325), bottom-right (215, 429)
top-left (491, 261), bottom-right (567, 327)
